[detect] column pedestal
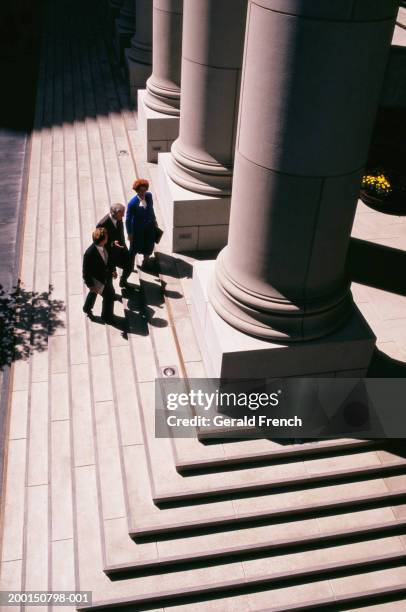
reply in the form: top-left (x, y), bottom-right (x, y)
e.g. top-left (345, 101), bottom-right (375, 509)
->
top-left (138, 90), bottom-right (179, 162)
top-left (191, 261), bottom-right (376, 379)
top-left (157, 154), bottom-right (230, 252)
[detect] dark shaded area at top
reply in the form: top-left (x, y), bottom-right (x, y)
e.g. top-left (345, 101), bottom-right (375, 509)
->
top-left (0, 0), bottom-right (43, 132)
top-left (0, 1), bottom-right (43, 291)
top-left (36, 0), bottom-right (133, 131)
top-left (0, 0), bottom-right (134, 132)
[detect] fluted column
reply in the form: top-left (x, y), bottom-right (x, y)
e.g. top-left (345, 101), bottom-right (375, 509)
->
top-left (209, 0), bottom-right (397, 342)
top-left (117, 0), bottom-right (136, 35)
top-left (145, 0), bottom-right (183, 116)
top-left (115, 0), bottom-right (136, 62)
top-left (128, 0), bottom-right (152, 79)
top-left (167, 0), bottom-right (247, 196)
top-left (109, 0), bottom-right (124, 23)
top-left (110, 0), bottom-right (123, 11)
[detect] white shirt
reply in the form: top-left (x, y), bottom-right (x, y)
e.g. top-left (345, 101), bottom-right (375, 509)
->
top-left (139, 197), bottom-right (147, 209)
top-left (110, 214), bottom-right (118, 227)
top-left (93, 245), bottom-right (108, 295)
top-left (96, 245), bottom-right (108, 265)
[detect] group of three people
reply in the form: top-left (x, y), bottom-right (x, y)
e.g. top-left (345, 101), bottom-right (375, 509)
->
top-left (82, 178), bottom-right (157, 322)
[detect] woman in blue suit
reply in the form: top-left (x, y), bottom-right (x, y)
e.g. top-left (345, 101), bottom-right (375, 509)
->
top-left (126, 178), bottom-right (156, 268)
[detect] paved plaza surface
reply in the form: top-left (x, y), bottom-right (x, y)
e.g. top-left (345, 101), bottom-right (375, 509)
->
top-left (1, 1), bottom-right (406, 610)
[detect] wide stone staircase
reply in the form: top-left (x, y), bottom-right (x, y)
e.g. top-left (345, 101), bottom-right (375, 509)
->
top-left (70, 255), bottom-right (406, 612)
top-left (68, 6), bottom-right (406, 607)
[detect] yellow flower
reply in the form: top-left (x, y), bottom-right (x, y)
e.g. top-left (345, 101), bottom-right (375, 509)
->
top-left (361, 169), bottom-right (392, 198)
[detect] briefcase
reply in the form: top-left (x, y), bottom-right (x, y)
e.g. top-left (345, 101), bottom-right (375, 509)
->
top-left (154, 225), bottom-right (164, 244)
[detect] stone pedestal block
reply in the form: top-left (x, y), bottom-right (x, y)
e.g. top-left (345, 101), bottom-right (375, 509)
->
top-left (191, 261), bottom-right (376, 379)
top-left (156, 153), bottom-right (230, 253)
top-left (138, 90), bottom-right (179, 162)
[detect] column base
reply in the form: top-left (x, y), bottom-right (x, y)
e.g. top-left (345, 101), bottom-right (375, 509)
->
top-left (156, 153), bottom-right (230, 253)
top-left (138, 90), bottom-right (179, 163)
top-left (191, 261), bottom-right (376, 379)
top-left (125, 49), bottom-right (152, 104)
top-left (114, 20), bottom-right (133, 65)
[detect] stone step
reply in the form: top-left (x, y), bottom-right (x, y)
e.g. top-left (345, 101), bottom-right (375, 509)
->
top-left (344, 599), bottom-right (406, 612)
top-left (155, 455), bottom-right (406, 506)
top-left (128, 436), bottom-right (406, 539)
top-left (64, 440), bottom-right (406, 611)
top-left (174, 438), bottom-right (378, 473)
top-left (260, 583), bottom-right (406, 612)
top-left (75, 454), bottom-right (246, 610)
top-left (131, 487), bottom-right (406, 540)
top-left (140, 385), bottom-right (406, 505)
top-left (77, 444), bottom-right (401, 611)
top-left (105, 515), bottom-right (406, 577)
top-left (77, 547), bottom-right (406, 610)
top-left (109, 433), bottom-right (406, 573)
top-left (396, 6), bottom-right (406, 29)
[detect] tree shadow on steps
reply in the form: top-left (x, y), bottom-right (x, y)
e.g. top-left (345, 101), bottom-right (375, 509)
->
top-left (0, 280), bottom-right (65, 370)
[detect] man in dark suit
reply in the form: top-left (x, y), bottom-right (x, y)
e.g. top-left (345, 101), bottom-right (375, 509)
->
top-left (82, 227), bottom-right (117, 322)
top-left (97, 203), bottom-right (132, 287)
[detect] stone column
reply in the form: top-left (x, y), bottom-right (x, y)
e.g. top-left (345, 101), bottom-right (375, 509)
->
top-left (157, 0), bottom-right (247, 252)
top-left (146, 0), bottom-right (182, 115)
top-left (114, 0), bottom-right (136, 63)
top-left (192, 0), bottom-right (398, 378)
top-left (110, 0), bottom-right (123, 13)
top-left (138, 0), bottom-right (183, 162)
top-left (125, 0), bottom-right (153, 103)
top-left (108, 0), bottom-right (123, 26)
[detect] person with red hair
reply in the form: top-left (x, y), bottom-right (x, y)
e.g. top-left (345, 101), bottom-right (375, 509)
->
top-left (126, 178), bottom-right (157, 268)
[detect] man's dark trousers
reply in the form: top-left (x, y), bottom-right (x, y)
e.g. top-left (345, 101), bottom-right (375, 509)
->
top-left (83, 242), bottom-right (116, 321)
top-left (83, 281), bottom-right (115, 321)
top-left (112, 246), bottom-right (132, 281)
